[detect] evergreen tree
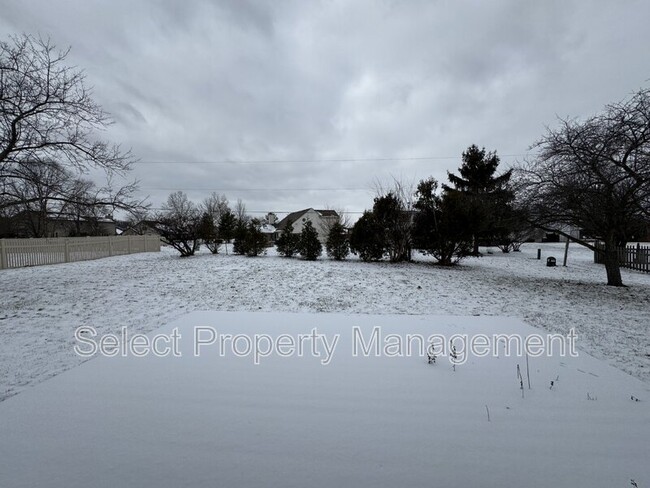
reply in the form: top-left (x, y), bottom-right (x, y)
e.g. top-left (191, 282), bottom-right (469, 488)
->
top-left (232, 219), bottom-right (249, 255)
top-left (244, 219), bottom-right (267, 257)
top-left (276, 222), bottom-right (300, 257)
top-left (443, 144), bottom-right (513, 254)
top-left (373, 192), bottom-right (411, 262)
top-left (325, 221), bottom-right (349, 260)
top-left (199, 211), bottom-right (220, 254)
top-left (413, 178), bottom-right (473, 265)
top-left (349, 211), bottom-right (386, 262)
top-left (298, 220), bottom-right (322, 260)
top-left (218, 209), bottom-right (236, 254)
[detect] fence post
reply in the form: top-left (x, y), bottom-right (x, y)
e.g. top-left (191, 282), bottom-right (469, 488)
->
top-left (0, 239), bottom-right (6, 270)
top-left (64, 239), bottom-right (70, 263)
top-left (127, 235), bottom-right (132, 254)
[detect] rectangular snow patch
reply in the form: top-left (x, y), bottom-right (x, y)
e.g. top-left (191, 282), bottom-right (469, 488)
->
top-left (0, 312), bottom-right (648, 487)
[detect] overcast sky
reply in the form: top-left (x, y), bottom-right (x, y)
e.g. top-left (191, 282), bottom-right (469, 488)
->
top-left (2, 0), bottom-right (649, 218)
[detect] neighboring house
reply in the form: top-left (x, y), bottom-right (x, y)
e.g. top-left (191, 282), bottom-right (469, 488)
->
top-left (120, 220), bottom-right (161, 236)
top-left (0, 210), bottom-right (116, 238)
top-left (529, 225), bottom-right (582, 243)
top-left (265, 212), bottom-right (278, 225)
top-left (259, 223), bottom-right (277, 246)
top-left (275, 209), bottom-right (339, 243)
top-left (0, 214), bottom-right (19, 238)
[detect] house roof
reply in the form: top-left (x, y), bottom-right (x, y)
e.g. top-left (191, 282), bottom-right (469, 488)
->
top-left (10, 210), bottom-right (116, 224)
top-left (275, 208), bottom-right (339, 231)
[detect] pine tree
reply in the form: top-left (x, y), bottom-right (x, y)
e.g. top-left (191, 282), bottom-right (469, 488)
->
top-left (373, 192), bottom-right (411, 262)
top-left (443, 144), bottom-right (513, 255)
top-left (232, 219), bottom-right (249, 255)
top-left (325, 221), bottom-right (349, 260)
top-left (199, 211), bottom-right (220, 254)
top-left (413, 178), bottom-right (473, 265)
top-left (298, 220), bottom-right (322, 260)
top-left (276, 222), bottom-right (300, 257)
top-left (218, 209), bottom-right (236, 254)
top-left (349, 211), bottom-right (386, 262)
top-left (244, 219), bottom-right (267, 257)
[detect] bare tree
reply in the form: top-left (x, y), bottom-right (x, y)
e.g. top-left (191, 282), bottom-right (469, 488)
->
top-left (124, 208), bottom-right (151, 235)
top-left (201, 192), bottom-right (229, 224)
top-left (517, 87), bottom-right (650, 286)
top-left (234, 198), bottom-right (249, 223)
top-left (4, 160), bottom-right (69, 236)
top-left (372, 177), bottom-right (416, 262)
top-left (155, 191), bottom-right (201, 257)
top-left (60, 178), bottom-right (111, 236)
top-left (199, 192), bottom-right (229, 253)
top-left (0, 34), bottom-right (143, 215)
top-left (2, 158), bottom-right (142, 236)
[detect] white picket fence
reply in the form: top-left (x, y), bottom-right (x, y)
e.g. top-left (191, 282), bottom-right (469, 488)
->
top-left (0, 235), bottom-right (160, 270)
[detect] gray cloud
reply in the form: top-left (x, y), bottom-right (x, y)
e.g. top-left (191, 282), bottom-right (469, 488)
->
top-left (2, 0), bottom-right (649, 216)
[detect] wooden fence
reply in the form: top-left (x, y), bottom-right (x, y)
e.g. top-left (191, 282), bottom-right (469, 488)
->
top-left (594, 242), bottom-right (650, 273)
top-left (0, 235), bottom-right (160, 270)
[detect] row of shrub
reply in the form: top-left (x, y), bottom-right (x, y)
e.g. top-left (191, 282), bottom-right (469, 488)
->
top-left (150, 144), bottom-right (531, 264)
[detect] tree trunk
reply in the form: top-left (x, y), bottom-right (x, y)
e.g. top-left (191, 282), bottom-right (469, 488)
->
top-left (603, 237), bottom-right (624, 286)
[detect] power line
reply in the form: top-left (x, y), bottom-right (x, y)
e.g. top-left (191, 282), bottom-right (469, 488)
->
top-left (146, 208), bottom-right (366, 214)
top-left (133, 154), bottom-right (529, 165)
top-left (139, 187), bottom-right (369, 192)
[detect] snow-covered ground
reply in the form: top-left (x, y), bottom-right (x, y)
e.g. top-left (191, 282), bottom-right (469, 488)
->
top-left (1, 242), bottom-right (649, 403)
top-left (1, 312), bottom-right (648, 487)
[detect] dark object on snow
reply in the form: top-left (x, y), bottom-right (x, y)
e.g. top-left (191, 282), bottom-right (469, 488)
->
top-left (537, 248), bottom-right (542, 260)
top-left (546, 256), bottom-right (557, 267)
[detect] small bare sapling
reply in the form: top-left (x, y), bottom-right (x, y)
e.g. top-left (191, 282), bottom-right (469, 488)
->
top-left (516, 364), bottom-right (524, 398)
top-left (427, 342), bottom-right (437, 364)
top-left (450, 342), bottom-right (458, 371)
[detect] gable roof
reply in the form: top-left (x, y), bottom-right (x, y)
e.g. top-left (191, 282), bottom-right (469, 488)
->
top-left (275, 209), bottom-right (310, 231)
top-left (275, 208), bottom-right (339, 231)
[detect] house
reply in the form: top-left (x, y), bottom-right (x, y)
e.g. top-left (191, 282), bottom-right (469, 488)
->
top-left (259, 223), bottom-right (277, 246)
top-left (0, 210), bottom-right (117, 238)
top-left (119, 220), bottom-right (160, 236)
top-left (529, 225), bottom-right (582, 243)
top-left (275, 209), bottom-right (339, 243)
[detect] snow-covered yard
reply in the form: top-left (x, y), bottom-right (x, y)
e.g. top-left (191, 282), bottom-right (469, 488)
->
top-left (1, 244), bottom-right (650, 486)
top-left (1, 312), bottom-right (648, 487)
top-left (1, 242), bottom-right (649, 403)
